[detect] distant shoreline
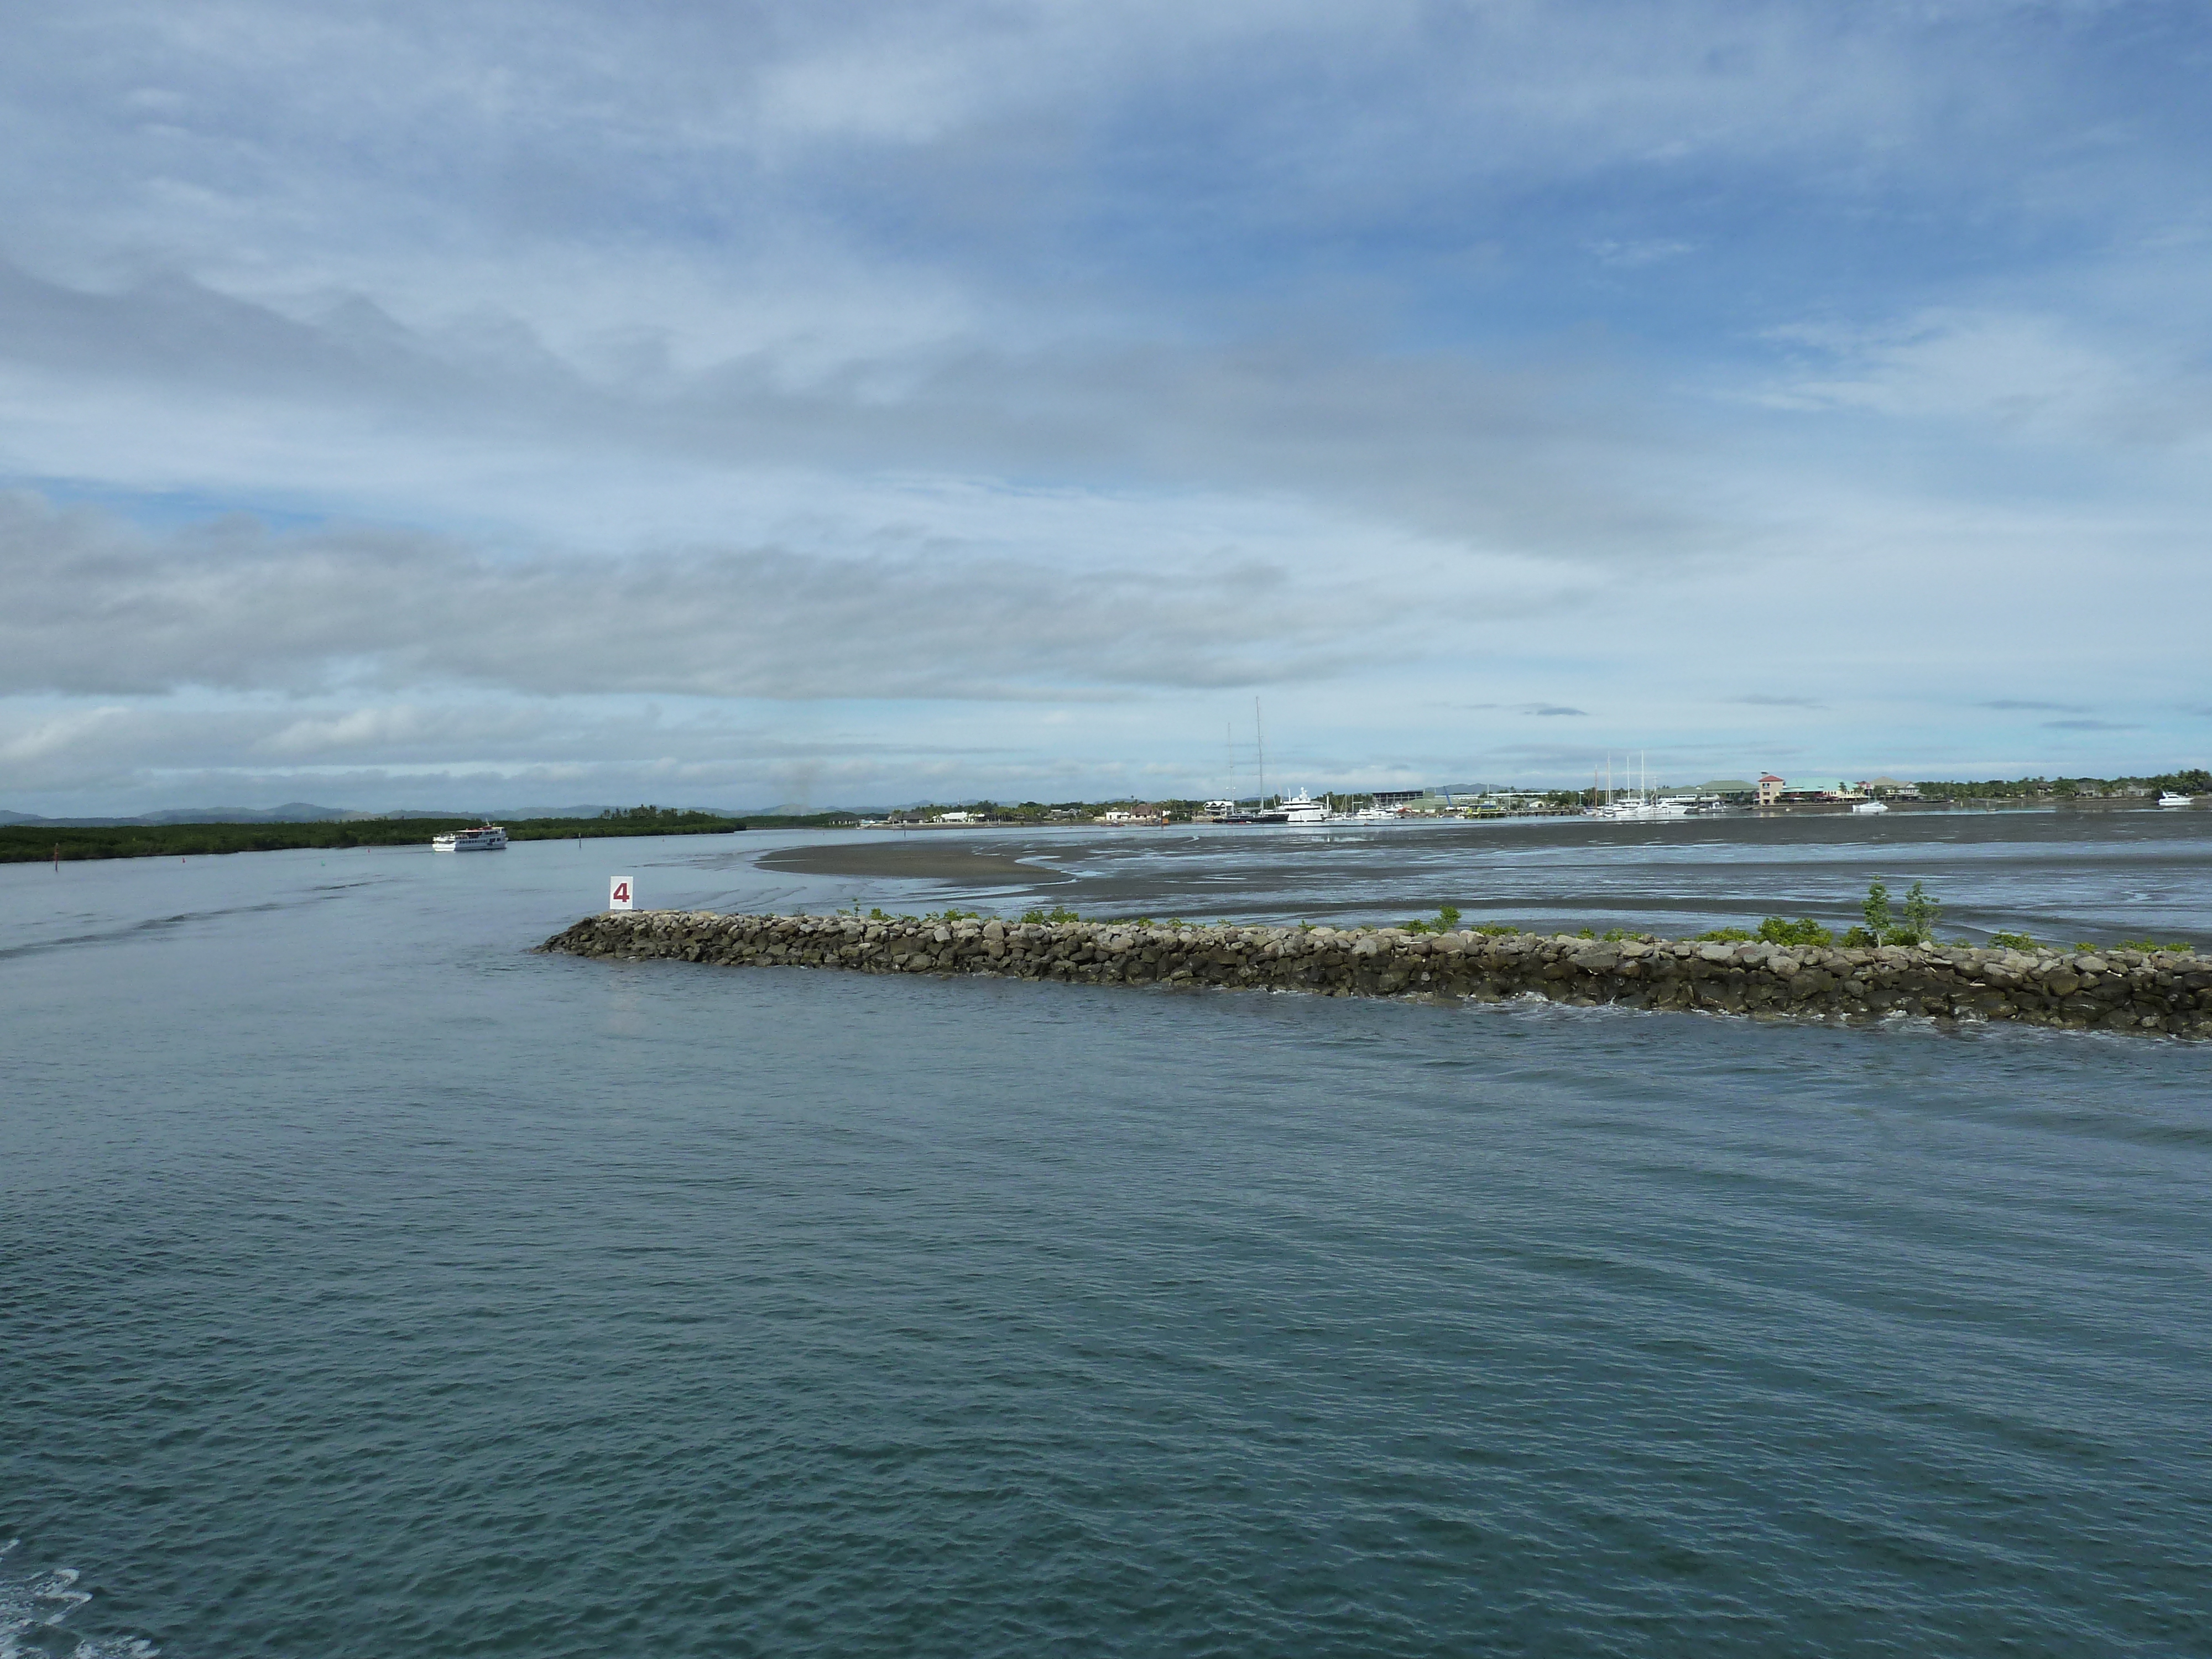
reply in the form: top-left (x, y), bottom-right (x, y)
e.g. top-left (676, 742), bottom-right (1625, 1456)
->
top-left (1, 815), bottom-right (754, 864)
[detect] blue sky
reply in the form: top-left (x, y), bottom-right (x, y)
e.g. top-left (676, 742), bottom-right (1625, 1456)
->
top-left (2, 0), bottom-right (2207, 812)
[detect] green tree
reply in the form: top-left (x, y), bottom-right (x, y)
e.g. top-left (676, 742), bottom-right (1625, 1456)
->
top-left (1901, 880), bottom-right (1940, 942)
top-left (1861, 881), bottom-right (1892, 936)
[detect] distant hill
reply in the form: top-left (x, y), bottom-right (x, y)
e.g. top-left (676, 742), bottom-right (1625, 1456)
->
top-left (0, 802), bottom-right (366, 827)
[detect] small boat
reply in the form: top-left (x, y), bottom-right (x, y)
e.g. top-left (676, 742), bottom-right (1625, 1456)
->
top-left (1353, 804), bottom-right (1400, 823)
top-left (2158, 791), bottom-right (2195, 808)
top-left (432, 824), bottom-right (509, 852)
top-left (1850, 800), bottom-right (1888, 814)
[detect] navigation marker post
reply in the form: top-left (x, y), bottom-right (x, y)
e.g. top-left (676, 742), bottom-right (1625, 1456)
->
top-left (609, 875), bottom-right (635, 912)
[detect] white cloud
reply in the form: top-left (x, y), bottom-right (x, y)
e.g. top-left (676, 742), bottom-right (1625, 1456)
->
top-left (1758, 309), bottom-right (2212, 446)
top-left (2, 1), bottom-right (2210, 810)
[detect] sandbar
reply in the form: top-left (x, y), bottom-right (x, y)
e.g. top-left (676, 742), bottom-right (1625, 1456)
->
top-left (756, 838), bottom-right (1074, 886)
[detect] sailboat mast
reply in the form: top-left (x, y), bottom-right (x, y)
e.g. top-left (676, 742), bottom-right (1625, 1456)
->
top-left (1255, 697), bottom-right (1266, 808)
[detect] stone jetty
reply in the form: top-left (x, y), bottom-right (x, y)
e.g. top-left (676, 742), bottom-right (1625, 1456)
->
top-left (541, 912), bottom-right (2212, 1038)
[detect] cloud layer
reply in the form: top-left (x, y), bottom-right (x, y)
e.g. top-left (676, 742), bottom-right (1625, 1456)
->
top-left (2, 1), bottom-right (2209, 810)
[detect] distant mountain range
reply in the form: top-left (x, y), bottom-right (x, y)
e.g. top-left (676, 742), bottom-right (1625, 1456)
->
top-left (1, 802), bottom-right (377, 828)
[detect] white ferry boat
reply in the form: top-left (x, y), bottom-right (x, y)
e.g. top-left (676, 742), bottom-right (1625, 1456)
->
top-left (2158, 791), bottom-right (2195, 808)
top-left (432, 824), bottom-right (509, 852)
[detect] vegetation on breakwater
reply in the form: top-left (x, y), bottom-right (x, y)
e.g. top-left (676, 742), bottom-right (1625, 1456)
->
top-left (801, 879), bottom-right (2197, 959)
top-left (2, 805), bottom-right (747, 863)
top-left (543, 910), bottom-right (2211, 1040)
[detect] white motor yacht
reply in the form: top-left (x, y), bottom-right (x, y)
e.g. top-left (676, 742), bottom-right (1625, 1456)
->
top-left (1277, 789), bottom-right (1331, 825)
top-left (2158, 791), bottom-right (2195, 808)
top-left (432, 824), bottom-right (509, 851)
top-left (1850, 800), bottom-right (1889, 814)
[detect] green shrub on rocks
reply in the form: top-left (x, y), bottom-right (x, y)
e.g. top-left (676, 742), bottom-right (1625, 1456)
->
top-left (1759, 917), bottom-right (1834, 948)
top-left (1859, 880), bottom-right (1942, 946)
top-left (1862, 881), bottom-right (1893, 938)
top-left (1695, 927), bottom-right (1755, 943)
top-left (1400, 905), bottom-right (1465, 935)
top-left (1901, 881), bottom-right (1940, 942)
top-left (1989, 931), bottom-right (2042, 951)
top-left (2119, 938), bottom-right (2194, 953)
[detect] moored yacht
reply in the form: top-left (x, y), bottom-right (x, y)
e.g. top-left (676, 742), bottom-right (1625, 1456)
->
top-left (1277, 789), bottom-right (1331, 825)
top-left (1588, 797), bottom-right (1692, 821)
top-left (432, 824), bottom-right (509, 851)
top-left (2159, 791), bottom-right (2195, 808)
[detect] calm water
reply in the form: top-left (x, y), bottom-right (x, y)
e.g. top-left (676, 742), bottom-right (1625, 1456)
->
top-left (5, 820), bottom-right (2211, 1656)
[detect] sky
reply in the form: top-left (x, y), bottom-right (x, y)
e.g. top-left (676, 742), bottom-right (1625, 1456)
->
top-left (2, 0), bottom-right (2208, 814)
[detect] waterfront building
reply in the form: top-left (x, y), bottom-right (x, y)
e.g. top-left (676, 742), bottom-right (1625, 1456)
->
top-left (1693, 779), bottom-right (1759, 804)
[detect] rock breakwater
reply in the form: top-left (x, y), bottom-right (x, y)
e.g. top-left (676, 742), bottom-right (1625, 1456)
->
top-left (542, 912), bottom-right (2212, 1037)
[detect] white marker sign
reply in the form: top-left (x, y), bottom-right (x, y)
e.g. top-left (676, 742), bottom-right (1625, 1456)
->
top-left (609, 875), bottom-right (635, 911)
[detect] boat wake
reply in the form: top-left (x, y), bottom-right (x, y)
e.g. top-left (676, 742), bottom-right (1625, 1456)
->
top-left (0, 1545), bottom-right (158, 1659)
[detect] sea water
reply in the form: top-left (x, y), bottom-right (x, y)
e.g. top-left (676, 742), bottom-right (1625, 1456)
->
top-left (4, 821), bottom-right (2210, 1656)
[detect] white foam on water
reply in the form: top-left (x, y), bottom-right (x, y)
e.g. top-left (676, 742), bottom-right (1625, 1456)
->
top-left (0, 1547), bottom-right (159, 1659)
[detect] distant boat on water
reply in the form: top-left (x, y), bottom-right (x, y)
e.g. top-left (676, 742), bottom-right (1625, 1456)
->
top-left (2159, 791), bottom-right (2195, 808)
top-left (1278, 789), bottom-right (1331, 825)
top-left (432, 825), bottom-right (509, 851)
top-left (1851, 800), bottom-right (1889, 815)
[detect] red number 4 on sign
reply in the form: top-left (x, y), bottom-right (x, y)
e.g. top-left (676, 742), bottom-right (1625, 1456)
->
top-left (609, 877), bottom-right (634, 911)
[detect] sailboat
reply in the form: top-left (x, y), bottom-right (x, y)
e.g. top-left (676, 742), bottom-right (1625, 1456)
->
top-left (1585, 753), bottom-right (1689, 821)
